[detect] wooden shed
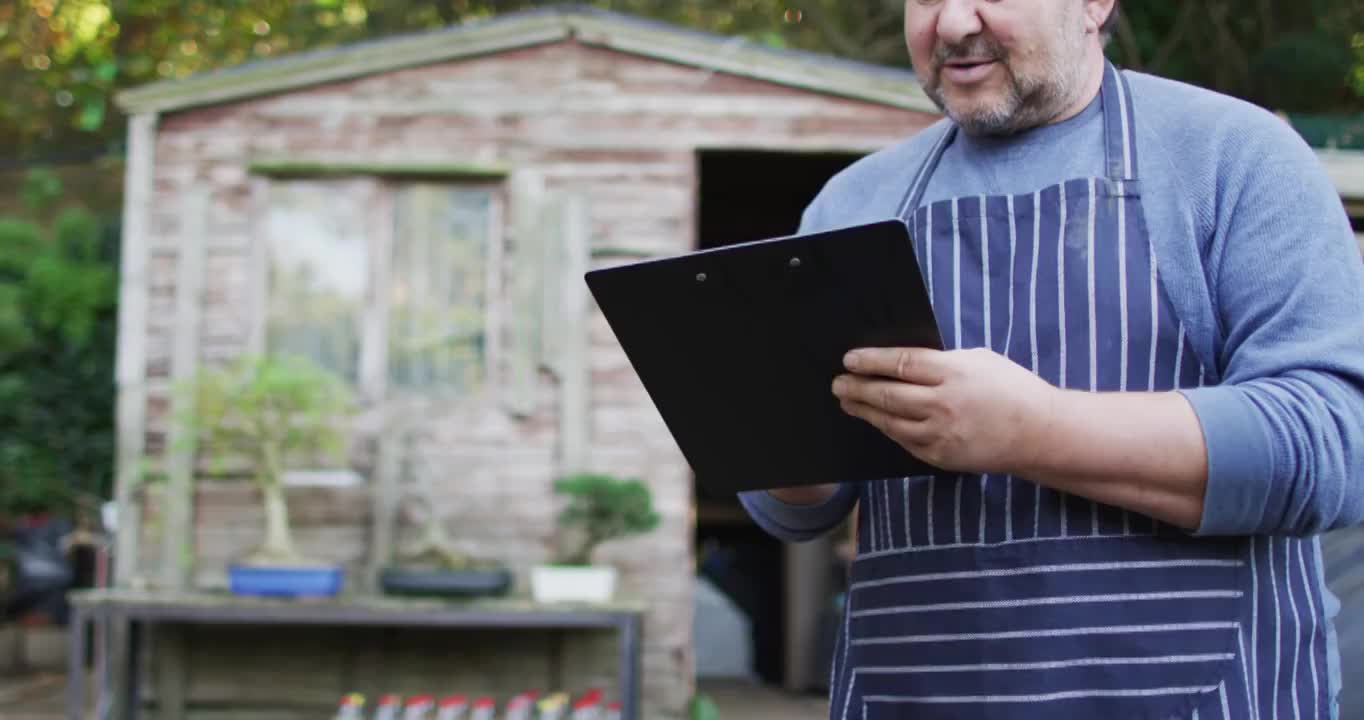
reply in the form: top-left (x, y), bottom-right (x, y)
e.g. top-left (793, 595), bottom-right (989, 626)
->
top-left (108, 6), bottom-right (938, 717)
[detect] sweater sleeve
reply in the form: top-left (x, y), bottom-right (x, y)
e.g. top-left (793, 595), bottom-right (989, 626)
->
top-left (1180, 113), bottom-right (1364, 537)
top-left (739, 483), bottom-right (862, 543)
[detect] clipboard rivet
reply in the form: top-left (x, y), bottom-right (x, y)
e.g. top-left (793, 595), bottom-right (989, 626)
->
top-left (789, 257), bottom-right (802, 268)
top-left (696, 272), bottom-right (708, 283)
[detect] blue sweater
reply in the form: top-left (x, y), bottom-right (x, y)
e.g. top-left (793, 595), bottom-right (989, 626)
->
top-left (740, 70), bottom-right (1364, 542)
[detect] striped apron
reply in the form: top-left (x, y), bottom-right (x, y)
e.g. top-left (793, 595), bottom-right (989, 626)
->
top-left (832, 63), bottom-right (1334, 719)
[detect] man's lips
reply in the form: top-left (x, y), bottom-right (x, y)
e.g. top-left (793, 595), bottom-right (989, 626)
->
top-left (940, 58), bottom-right (1000, 85)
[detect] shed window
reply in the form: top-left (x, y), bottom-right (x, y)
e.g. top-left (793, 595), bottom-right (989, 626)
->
top-left (388, 184), bottom-right (492, 392)
top-left (265, 180), bottom-right (369, 384)
top-left (263, 179), bottom-right (498, 397)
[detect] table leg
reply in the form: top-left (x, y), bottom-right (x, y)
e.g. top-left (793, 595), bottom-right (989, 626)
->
top-left (122, 619), bottom-right (143, 720)
top-left (617, 615), bottom-right (641, 720)
top-left (66, 604), bottom-right (88, 720)
top-left (95, 611), bottom-right (109, 720)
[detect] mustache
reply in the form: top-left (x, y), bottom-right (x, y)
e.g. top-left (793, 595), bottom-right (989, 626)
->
top-left (933, 37), bottom-right (1007, 69)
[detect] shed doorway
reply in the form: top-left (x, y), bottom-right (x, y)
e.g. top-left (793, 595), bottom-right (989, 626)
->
top-left (692, 149), bottom-right (862, 694)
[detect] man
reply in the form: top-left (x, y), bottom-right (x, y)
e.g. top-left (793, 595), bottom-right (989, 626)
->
top-left (740, 1), bottom-right (1364, 718)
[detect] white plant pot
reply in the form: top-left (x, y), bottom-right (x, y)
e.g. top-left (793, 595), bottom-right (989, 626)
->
top-left (530, 565), bottom-right (618, 604)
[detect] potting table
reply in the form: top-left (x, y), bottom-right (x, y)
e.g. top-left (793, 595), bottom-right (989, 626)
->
top-left (66, 589), bottom-right (644, 720)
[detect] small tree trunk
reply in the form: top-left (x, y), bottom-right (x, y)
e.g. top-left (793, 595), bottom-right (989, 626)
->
top-left (253, 440), bottom-right (299, 564)
top-left (258, 480), bottom-right (298, 562)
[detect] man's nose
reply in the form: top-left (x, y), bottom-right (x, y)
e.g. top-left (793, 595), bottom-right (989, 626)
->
top-left (936, 0), bottom-right (986, 46)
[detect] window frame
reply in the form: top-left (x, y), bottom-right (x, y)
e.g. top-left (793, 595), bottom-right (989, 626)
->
top-left (252, 174), bottom-right (506, 408)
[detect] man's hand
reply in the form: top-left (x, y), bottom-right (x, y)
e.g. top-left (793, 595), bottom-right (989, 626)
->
top-left (831, 347), bottom-right (1059, 475)
top-left (831, 345), bottom-right (1209, 530)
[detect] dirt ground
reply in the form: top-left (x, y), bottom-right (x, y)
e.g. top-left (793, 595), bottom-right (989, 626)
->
top-left (0, 672), bottom-right (66, 720)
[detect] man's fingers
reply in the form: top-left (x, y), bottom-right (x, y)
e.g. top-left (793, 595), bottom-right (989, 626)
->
top-left (832, 376), bottom-right (934, 421)
top-left (839, 400), bottom-right (935, 447)
top-left (845, 347), bottom-right (946, 384)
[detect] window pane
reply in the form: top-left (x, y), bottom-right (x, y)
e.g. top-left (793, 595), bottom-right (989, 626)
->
top-left (264, 180), bottom-right (369, 383)
top-left (388, 185), bottom-right (491, 392)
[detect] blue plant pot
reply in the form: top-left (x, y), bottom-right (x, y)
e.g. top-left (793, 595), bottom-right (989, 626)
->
top-left (227, 564), bottom-right (344, 598)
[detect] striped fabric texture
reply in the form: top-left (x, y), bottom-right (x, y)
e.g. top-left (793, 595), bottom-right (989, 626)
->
top-left (827, 64), bottom-right (1334, 720)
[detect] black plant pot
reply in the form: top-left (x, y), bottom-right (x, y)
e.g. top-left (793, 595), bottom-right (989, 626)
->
top-left (379, 566), bottom-right (512, 599)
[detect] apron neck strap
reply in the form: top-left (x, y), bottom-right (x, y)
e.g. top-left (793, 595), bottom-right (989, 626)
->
top-left (1101, 61), bottom-right (1139, 183)
top-left (896, 123), bottom-right (958, 221)
top-left (898, 60), bottom-right (1139, 222)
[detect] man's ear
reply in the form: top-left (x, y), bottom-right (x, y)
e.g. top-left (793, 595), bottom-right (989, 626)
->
top-left (1085, 0), bottom-right (1118, 35)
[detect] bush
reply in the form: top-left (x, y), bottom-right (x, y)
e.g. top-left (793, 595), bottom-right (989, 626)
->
top-left (0, 169), bottom-right (118, 522)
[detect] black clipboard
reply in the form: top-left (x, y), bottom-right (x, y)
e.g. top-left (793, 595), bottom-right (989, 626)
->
top-left (585, 219), bottom-right (948, 495)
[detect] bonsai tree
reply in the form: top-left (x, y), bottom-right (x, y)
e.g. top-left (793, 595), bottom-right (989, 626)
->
top-left (551, 473), bottom-right (660, 566)
top-left (173, 354), bottom-right (354, 565)
top-left (393, 473), bottom-right (498, 572)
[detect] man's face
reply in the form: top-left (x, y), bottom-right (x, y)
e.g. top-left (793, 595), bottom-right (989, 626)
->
top-left (904, 0), bottom-right (1099, 136)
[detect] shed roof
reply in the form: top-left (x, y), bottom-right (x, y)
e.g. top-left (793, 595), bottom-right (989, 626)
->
top-left (114, 5), bottom-right (936, 116)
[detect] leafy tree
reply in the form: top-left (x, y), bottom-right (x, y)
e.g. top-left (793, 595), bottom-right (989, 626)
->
top-left (1107, 1), bottom-right (1364, 114)
top-left (7, 1), bottom-right (1358, 161)
top-left (0, 169), bottom-right (118, 519)
top-left (167, 353), bottom-right (355, 564)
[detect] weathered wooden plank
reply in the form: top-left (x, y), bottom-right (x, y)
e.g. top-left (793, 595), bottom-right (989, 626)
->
top-left (326, 93), bottom-right (905, 119)
top-left (192, 484), bottom-right (371, 526)
top-left (484, 190), bottom-right (507, 399)
top-left (248, 158), bottom-right (510, 179)
top-left (360, 180), bottom-right (392, 405)
top-left (245, 177), bottom-right (269, 357)
top-left (116, 17), bottom-right (571, 113)
top-left (161, 188), bottom-right (209, 591)
top-left (114, 111), bottom-right (159, 588)
top-left (182, 626), bottom-right (349, 705)
top-left (505, 170), bottom-right (546, 417)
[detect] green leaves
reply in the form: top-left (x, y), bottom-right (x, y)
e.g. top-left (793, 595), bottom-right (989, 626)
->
top-left (0, 207), bottom-right (113, 358)
top-left (172, 353), bottom-right (357, 483)
top-left (1354, 33), bottom-right (1364, 98)
top-left (0, 169), bottom-right (118, 521)
top-left (552, 473), bottom-right (661, 565)
top-left (688, 694), bottom-right (721, 720)
top-left (6, 0), bottom-right (1363, 159)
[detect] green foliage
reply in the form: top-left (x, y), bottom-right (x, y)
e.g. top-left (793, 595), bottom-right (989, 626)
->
top-left (0, 169), bottom-right (118, 520)
top-left (167, 353), bottom-right (355, 563)
top-left (21, 169), bottom-right (64, 215)
top-left (1249, 33), bottom-right (1357, 114)
top-left (1106, 0), bottom-right (1364, 114)
top-left (688, 694), bottom-right (721, 720)
top-left (172, 353), bottom-right (355, 482)
top-left (552, 473), bottom-right (660, 566)
top-left (9, 0), bottom-right (1357, 161)
top-left (1355, 33), bottom-right (1364, 99)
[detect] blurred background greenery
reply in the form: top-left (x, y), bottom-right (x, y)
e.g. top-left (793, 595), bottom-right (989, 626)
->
top-left (2, 0), bottom-right (1363, 164)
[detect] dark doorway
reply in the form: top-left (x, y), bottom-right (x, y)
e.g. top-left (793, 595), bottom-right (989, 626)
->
top-left (692, 149), bottom-right (862, 690)
top-left (697, 150), bottom-right (863, 251)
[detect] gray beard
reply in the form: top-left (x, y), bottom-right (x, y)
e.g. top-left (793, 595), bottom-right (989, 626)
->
top-left (923, 20), bottom-right (1089, 137)
top-left (925, 61), bottom-right (1079, 137)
